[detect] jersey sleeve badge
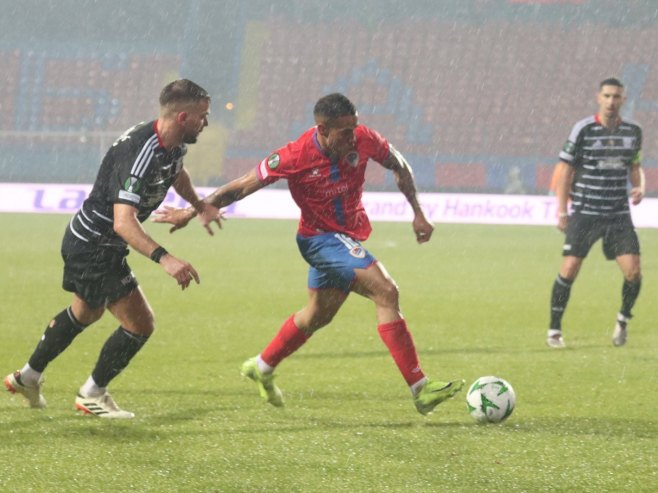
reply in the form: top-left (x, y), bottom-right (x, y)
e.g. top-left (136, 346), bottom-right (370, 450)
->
top-left (267, 153), bottom-right (280, 170)
top-left (562, 141), bottom-right (576, 154)
top-left (118, 176), bottom-right (142, 204)
top-left (123, 176), bottom-right (141, 193)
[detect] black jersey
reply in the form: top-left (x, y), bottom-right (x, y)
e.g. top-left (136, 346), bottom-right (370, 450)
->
top-left (67, 120), bottom-right (186, 249)
top-left (559, 115), bottom-right (642, 217)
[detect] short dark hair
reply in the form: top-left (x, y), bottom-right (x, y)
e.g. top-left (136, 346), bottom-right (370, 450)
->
top-left (313, 93), bottom-right (356, 122)
top-left (599, 77), bottom-right (624, 89)
top-left (159, 79), bottom-right (210, 108)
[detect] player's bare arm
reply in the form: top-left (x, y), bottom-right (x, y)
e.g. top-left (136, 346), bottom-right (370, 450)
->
top-left (629, 163), bottom-right (645, 206)
top-left (172, 168), bottom-right (223, 235)
top-left (555, 161), bottom-right (574, 232)
top-left (153, 169), bottom-right (265, 232)
top-left (204, 169), bottom-right (266, 209)
top-left (114, 203), bottom-right (199, 289)
top-left (381, 145), bottom-right (434, 243)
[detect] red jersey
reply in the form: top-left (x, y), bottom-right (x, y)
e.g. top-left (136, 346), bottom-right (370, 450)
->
top-left (256, 125), bottom-right (390, 241)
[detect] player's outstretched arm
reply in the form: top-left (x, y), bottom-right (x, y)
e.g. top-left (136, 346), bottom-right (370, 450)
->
top-left (153, 169), bottom-right (265, 233)
top-left (114, 203), bottom-right (199, 289)
top-left (172, 168), bottom-right (223, 235)
top-left (204, 169), bottom-right (266, 209)
top-left (152, 206), bottom-right (197, 233)
top-left (381, 145), bottom-right (434, 243)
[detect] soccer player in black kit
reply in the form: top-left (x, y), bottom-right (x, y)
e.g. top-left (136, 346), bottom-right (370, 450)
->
top-left (547, 78), bottom-right (644, 349)
top-left (4, 79), bottom-right (220, 417)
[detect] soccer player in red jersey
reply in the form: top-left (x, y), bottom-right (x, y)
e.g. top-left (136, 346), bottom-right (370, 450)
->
top-left (155, 93), bottom-right (464, 415)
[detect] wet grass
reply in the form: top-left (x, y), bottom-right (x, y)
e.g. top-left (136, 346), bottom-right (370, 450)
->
top-left (1, 214), bottom-right (657, 492)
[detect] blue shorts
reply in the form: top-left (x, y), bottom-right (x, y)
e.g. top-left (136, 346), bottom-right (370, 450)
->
top-left (296, 233), bottom-right (377, 292)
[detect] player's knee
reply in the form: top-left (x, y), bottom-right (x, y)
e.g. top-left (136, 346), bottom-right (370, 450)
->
top-left (76, 307), bottom-right (105, 326)
top-left (130, 309), bottom-right (156, 336)
top-left (144, 312), bottom-right (156, 335)
top-left (377, 281), bottom-right (400, 308)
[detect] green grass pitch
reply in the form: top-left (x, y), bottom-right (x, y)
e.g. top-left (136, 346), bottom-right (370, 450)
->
top-left (1, 213), bottom-right (657, 492)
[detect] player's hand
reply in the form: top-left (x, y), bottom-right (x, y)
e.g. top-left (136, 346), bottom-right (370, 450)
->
top-left (152, 206), bottom-right (195, 233)
top-left (159, 254), bottom-right (200, 290)
top-left (194, 202), bottom-right (225, 236)
top-left (630, 187), bottom-right (644, 206)
top-left (557, 214), bottom-right (568, 233)
top-left (413, 214), bottom-right (434, 244)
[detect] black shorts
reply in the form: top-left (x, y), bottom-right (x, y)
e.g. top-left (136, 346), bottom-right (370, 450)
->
top-left (563, 213), bottom-right (640, 260)
top-left (61, 229), bottom-right (138, 308)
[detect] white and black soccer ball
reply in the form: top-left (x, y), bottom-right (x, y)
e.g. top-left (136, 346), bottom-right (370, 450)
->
top-left (466, 376), bottom-right (516, 423)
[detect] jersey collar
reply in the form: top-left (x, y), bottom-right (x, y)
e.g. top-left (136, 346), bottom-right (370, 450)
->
top-left (594, 113), bottom-right (622, 129)
top-left (153, 120), bottom-right (166, 149)
top-left (312, 128), bottom-right (331, 157)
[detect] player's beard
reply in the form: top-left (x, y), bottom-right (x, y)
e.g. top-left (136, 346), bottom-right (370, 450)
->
top-left (183, 132), bottom-right (200, 144)
top-left (331, 143), bottom-right (354, 161)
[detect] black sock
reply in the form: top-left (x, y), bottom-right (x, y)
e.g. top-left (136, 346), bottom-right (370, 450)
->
top-left (91, 327), bottom-right (149, 388)
top-left (28, 307), bottom-right (87, 372)
top-left (550, 275), bottom-right (573, 330)
top-left (620, 279), bottom-right (641, 319)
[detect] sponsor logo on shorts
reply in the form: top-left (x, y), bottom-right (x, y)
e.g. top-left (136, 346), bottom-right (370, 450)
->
top-left (335, 233), bottom-right (367, 259)
top-left (120, 273), bottom-right (135, 286)
top-left (350, 246), bottom-right (366, 259)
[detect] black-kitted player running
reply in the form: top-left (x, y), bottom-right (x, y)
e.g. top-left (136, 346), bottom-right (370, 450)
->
top-left (5, 79), bottom-right (220, 417)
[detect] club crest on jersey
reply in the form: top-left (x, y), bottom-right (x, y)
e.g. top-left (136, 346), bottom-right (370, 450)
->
top-left (345, 151), bottom-right (359, 167)
top-left (123, 176), bottom-right (141, 192)
top-left (267, 154), bottom-right (280, 170)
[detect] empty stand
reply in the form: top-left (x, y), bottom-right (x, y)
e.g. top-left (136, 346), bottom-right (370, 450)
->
top-left (3, 12), bottom-right (658, 192)
top-left (224, 16), bottom-right (658, 192)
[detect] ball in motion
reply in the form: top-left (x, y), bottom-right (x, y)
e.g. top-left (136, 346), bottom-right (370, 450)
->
top-left (466, 376), bottom-right (516, 423)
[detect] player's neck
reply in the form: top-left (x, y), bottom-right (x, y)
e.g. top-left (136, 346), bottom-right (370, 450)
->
top-left (316, 134), bottom-right (338, 160)
top-left (316, 133), bottom-right (329, 153)
top-left (155, 119), bottom-right (182, 150)
top-left (597, 113), bottom-right (621, 130)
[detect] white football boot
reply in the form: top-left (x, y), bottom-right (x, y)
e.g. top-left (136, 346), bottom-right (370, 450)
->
top-left (75, 392), bottom-right (135, 419)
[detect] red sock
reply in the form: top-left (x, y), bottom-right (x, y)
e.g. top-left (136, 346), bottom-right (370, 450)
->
top-left (260, 315), bottom-right (309, 368)
top-left (377, 319), bottom-right (425, 386)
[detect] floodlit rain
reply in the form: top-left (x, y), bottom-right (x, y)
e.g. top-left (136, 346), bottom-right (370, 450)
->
top-left (2, 0), bottom-right (657, 196)
top-left (2, 2), bottom-right (658, 492)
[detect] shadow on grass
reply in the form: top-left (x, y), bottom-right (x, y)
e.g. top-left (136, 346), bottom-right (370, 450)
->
top-left (291, 344), bottom-right (626, 359)
top-left (455, 415), bottom-right (658, 439)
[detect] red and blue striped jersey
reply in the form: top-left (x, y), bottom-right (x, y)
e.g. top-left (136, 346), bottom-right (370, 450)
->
top-left (256, 125), bottom-right (390, 241)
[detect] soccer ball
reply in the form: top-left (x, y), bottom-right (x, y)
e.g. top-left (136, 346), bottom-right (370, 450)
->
top-left (466, 376), bottom-right (516, 423)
